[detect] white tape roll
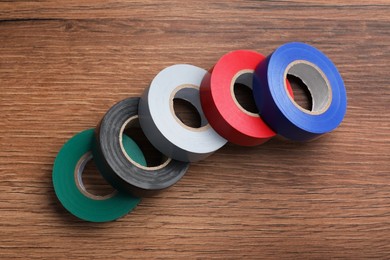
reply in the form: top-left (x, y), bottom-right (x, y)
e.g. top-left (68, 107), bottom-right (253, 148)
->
top-left (139, 64), bottom-right (227, 162)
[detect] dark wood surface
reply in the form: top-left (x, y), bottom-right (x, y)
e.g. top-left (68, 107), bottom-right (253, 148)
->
top-left (1, 1), bottom-right (389, 259)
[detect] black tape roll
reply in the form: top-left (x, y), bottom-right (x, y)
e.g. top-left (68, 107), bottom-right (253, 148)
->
top-left (93, 97), bottom-right (189, 197)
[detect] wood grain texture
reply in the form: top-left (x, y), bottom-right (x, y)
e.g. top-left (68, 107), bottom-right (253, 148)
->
top-left (0, 1), bottom-right (389, 259)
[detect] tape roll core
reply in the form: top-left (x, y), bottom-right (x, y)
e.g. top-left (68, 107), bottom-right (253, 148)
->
top-left (74, 151), bottom-right (116, 200)
top-left (119, 115), bottom-right (172, 171)
top-left (231, 69), bottom-right (259, 117)
top-left (284, 60), bottom-right (332, 115)
top-left (170, 84), bottom-right (209, 130)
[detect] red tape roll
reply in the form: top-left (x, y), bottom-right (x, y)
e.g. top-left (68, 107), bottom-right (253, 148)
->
top-left (200, 50), bottom-right (293, 146)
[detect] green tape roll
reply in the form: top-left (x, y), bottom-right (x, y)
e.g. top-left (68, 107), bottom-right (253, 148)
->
top-left (52, 129), bottom-right (146, 222)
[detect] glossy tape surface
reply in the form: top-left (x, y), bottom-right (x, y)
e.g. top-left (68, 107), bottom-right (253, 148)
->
top-left (94, 97), bottom-right (189, 197)
top-left (52, 129), bottom-right (145, 222)
top-left (200, 50), bottom-right (294, 146)
top-left (139, 64), bottom-right (227, 162)
top-left (253, 42), bottom-right (347, 141)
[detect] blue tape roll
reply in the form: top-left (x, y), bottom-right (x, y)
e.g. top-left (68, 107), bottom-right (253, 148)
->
top-left (253, 42), bottom-right (347, 141)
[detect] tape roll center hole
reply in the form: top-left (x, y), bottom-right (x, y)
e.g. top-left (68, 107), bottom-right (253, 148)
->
top-left (232, 71), bottom-right (259, 115)
top-left (287, 74), bottom-right (313, 111)
top-left (285, 61), bottom-right (331, 114)
top-left (172, 87), bottom-right (208, 129)
top-left (122, 116), bottom-right (169, 168)
top-left (173, 98), bottom-right (202, 128)
top-left (76, 153), bottom-right (116, 199)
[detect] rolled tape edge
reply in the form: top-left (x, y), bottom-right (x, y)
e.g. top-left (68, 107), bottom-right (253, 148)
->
top-left (253, 42), bottom-right (347, 141)
top-left (139, 64), bottom-right (227, 162)
top-left (94, 97), bottom-right (189, 197)
top-left (52, 128), bottom-right (144, 222)
top-left (200, 69), bottom-right (271, 146)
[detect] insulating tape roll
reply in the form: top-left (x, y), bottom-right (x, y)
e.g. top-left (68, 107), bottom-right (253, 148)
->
top-left (200, 50), bottom-right (294, 146)
top-left (93, 97), bottom-right (189, 197)
top-left (253, 42), bottom-right (347, 141)
top-left (52, 129), bottom-right (146, 222)
top-left (138, 64), bottom-right (227, 162)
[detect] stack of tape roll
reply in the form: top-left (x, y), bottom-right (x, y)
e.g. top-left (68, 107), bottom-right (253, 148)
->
top-left (52, 42), bottom-right (347, 222)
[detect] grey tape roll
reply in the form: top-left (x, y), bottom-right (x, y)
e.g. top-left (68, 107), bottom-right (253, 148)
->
top-left (93, 97), bottom-right (189, 197)
top-left (138, 64), bottom-right (227, 162)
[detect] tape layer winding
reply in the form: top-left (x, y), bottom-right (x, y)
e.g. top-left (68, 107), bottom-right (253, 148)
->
top-left (252, 42), bottom-right (347, 141)
top-left (93, 97), bottom-right (189, 197)
top-left (200, 50), bottom-right (294, 146)
top-left (139, 64), bottom-right (227, 162)
top-left (52, 128), bottom-right (145, 222)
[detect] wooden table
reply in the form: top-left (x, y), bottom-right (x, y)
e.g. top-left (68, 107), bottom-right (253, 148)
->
top-left (1, 1), bottom-right (389, 259)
